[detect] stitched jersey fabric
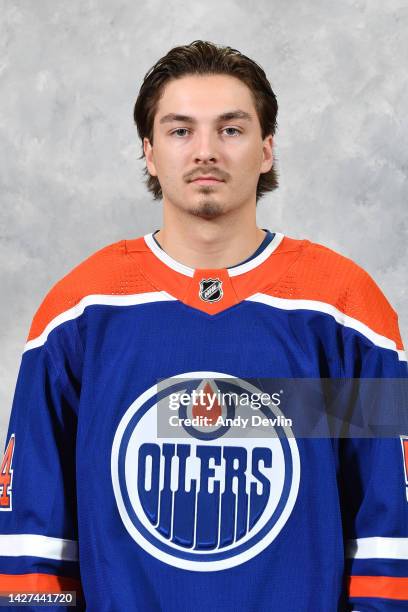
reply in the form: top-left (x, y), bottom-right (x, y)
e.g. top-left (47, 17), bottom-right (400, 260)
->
top-left (1, 231), bottom-right (407, 611)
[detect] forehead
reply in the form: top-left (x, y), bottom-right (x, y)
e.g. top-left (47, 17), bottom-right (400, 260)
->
top-left (155, 74), bottom-right (257, 120)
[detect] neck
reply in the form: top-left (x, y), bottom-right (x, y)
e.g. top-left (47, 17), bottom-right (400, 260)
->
top-left (155, 204), bottom-right (265, 270)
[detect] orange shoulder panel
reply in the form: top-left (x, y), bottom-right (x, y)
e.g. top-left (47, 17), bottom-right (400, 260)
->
top-left (27, 240), bottom-right (155, 341)
top-left (265, 241), bottom-right (403, 348)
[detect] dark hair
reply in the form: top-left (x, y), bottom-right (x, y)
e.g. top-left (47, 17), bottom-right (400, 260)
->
top-left (133, 40), bottom-right (279, 203)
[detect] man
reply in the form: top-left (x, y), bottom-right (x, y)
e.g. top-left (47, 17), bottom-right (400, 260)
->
top-left (0, 40), bottom-right (407, 611)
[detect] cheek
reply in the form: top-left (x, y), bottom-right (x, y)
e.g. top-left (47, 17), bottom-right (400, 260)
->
top-left (153, 150), bottom-right (175, 178)
top-left (232, 140), bottom-right (262, 165)
top-left (248, 141), bottom-right (264, 164)
top-left (156, 141), bottom-right (187, 173)
top-left (154, 154), bottom-right (184, 188)
top-left (233, 146), bottom-right (262, 177)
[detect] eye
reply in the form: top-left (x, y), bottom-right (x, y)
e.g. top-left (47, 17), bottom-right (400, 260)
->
top-left (222, 127), bottom-right (242, 136)
top-left (170, 128), bottom-right (190, 137)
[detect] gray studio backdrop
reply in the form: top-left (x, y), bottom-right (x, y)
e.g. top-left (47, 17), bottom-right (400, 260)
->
top-left (1, 0), bottom-right (407, 449)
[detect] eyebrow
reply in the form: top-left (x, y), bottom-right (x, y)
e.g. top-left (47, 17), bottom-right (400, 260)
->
top-left (159, 110), bottom-right (253, 124)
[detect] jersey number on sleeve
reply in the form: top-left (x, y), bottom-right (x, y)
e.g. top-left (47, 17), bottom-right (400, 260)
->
top-left (0, 434), bottom-right (15, 511)
top-left (401, 436), bottom-right (408, 502)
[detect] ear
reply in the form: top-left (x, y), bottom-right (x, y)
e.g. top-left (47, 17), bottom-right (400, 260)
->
top-left (260, 135), bottom-right (273, 174)
top-left (143, 137), bottom-right (158, 177)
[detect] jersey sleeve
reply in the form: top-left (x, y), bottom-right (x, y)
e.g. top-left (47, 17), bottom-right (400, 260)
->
top-left (338, 267), bottom-right (408, 611)
top-left (0, 290), bottom-right (84, 610)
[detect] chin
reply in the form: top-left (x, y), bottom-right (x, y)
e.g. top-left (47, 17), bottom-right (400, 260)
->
top-left (189, 201), bottom-right (224, 219)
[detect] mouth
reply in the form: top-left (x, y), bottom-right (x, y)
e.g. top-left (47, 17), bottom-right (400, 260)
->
top-left (192, 178), bottom-right (224, 185)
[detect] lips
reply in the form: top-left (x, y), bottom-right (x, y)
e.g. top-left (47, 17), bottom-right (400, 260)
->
top-left (192, 177), bottom-right (223, 183)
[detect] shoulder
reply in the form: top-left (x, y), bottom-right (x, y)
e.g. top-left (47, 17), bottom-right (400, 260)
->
top-left (303, 239), bottom-right (396, 314)
top-left (27, 237), bottom-right (153, 344)
top-left (273, 236), bottom-right (402, 349)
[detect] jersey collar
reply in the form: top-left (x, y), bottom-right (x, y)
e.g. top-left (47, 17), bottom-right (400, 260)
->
top-left (143, 231), bottom-right (285, 278)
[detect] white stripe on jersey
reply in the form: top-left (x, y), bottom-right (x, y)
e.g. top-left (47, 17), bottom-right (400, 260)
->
top-left (346, 537), bottom-right (408, 560)
top-left (0, 533), bottom-right (78, 561)
top-left (24, 289), bottom-right (407, 363)
top-left (247, 293), bottom-right (407, 362)
top-left (24, 291), bottom-right (177, 352)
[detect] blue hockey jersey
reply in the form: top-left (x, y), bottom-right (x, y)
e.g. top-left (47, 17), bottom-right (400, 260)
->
top-left (1, 231), bottom-right (407, 611)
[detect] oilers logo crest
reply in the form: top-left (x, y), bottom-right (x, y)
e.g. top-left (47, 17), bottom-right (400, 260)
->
top-left (111, 372), bottom-right (300, 571)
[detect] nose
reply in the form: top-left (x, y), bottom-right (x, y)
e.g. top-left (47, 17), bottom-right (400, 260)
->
top-left (194, 130), bottom-right (218, 164)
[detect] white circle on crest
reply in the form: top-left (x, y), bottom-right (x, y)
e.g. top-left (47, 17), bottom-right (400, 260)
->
top-left (111, 372), bottom-right (300, 571)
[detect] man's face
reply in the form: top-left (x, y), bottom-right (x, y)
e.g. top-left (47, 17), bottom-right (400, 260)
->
top-left (143, 74), bottom-right (273, 219)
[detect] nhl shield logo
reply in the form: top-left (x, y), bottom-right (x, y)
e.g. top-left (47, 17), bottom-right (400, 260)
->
top-left (199, 278), bottom-right (223, 303)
